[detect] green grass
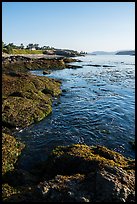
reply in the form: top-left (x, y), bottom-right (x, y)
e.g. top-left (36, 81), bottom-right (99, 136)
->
top-left (3, 48), bottom-right (44, 54)
top-left (12, 49), bottom-right (43, 54)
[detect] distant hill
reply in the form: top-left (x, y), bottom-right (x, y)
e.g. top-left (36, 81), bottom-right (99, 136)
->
top-left (88, 50), bottom-right (135, 56)
top-left (88, 51), bottom-right (116, 55)
top-left (115, 50), bottom-right (135, 56)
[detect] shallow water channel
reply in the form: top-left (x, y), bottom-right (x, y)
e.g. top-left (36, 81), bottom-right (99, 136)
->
top-left (15, 54), bottom-right (135, 171)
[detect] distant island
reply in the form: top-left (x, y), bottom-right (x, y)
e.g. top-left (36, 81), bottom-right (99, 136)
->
top-left (88, 50), bottom-right (135, 56)
top-left (115, 50), bottom-right (135, 56)
top-left (88, 51), bottom-right (116, 55)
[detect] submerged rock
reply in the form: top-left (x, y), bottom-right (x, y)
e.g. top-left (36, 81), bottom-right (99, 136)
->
top-left (102, 65), bottom-right (116, 67)
top-left (85, 64), bottom-right (102, 67)
top-left (129, 140), bottom-right (135, 150)
top-left (66, 64), bottom-right (83, 69)
top-left (84, 64), bottom-right (115, 68)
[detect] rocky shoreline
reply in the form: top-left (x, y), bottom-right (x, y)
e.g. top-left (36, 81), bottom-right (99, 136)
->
top-left (2, 55), bottom-right (135, 202)
top-left (2, 54), bottom-right (83, 74)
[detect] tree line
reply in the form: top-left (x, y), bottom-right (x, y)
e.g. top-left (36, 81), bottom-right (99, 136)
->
top-left (2, 42), bottom-right (54, 54)
top-left (2, 41), bottom-right (87, 55)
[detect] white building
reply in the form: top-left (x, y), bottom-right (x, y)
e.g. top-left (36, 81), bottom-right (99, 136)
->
top-left (31, 47), bottom-right (36, 50)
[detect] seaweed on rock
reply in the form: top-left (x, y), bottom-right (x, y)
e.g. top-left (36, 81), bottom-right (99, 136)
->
top-left (2, 73), bottom-right (61, 129)
top-left (37, 144), bottom-right (135, 202)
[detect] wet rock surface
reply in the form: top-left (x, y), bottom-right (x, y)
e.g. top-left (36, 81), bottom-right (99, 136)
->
top-left (2, 55), bottom-right (135, 202)
top-left (66, 64), bottom-right (83, 69)
top-left (2, 72), bottom-right (61, 130)
top-left (2, 55), bottom-right (81, 74)
top-left (43, 70), bottom-right (51, 75)
top-left (2, 144), bottom-right (135, 202)
top-left (2, 133), bottom-right (25, 176)
top-left (36, 144), bottom-right (135, 202)
top-left (37, 168), bottom-right (135, 202)
top-left (84, 64), bottom-right (116, 67)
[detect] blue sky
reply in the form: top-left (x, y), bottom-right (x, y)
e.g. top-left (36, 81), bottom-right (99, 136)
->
top-left (2, 2), bottom-right (135, 52)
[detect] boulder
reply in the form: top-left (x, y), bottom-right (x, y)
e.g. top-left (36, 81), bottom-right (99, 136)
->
top-left (2, 144), bottom-right (135, 202)
top-left (43, 70), bottom-right (51, 75)
top-left (37, 144), bottom-right (135, 202)
top-left (2, 73), bottom-right (61, 129)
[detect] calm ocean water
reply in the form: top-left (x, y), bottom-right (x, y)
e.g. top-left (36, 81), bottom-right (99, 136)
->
top-left (16, 54), bottom-right (135, 170)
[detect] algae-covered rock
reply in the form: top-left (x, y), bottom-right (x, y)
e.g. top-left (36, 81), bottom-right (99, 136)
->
top-left (2, 144), bottom-right (135, 202)
top-left (2, 183), bottom-right (39, 202)
top-left (2, 183), bottom-right (21, 201)
top-left (2, 96), bottom-right (52, 127)
top-left (2, 73), bottom-right (61, 98)
top-left (37, 174), bottom-right (86, 202)
top-left (2, 55), bottom-right (83, 74)
top-left (37, 144), bottom-right (135, 202)
top-left (2, 133), bottom-right (25, 176)
top-left (2, 57), bottom-right (66, 73)
top-left (45, 144), bottom-right (135, 176)
top-left (2, 73), bottom-right (61, 128)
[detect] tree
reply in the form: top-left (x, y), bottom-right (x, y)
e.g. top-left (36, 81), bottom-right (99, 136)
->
top-left (2, 41), bottom-right (5, 51)
top-left (20, 43), bottom-right (24, 49)
top-left (26, 43), bottom-right (34, 49)
top-left (8, 43), bottom-right (18, 49)
top-left (6, 44), bottom-right (13, 54)
top-left (34, 44), bottom-right (39, 50)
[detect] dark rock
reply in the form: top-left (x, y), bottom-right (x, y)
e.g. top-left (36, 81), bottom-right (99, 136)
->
top-left (43, 50), bottom-right (55, 55)
top-left (63, 58), bottom-right (78, 63)
top-left (3, 169), bottom-right (38, 186)
top-left (76, 59), bottom-right (83, 62)
top-left (8, 72), bottom-right (25, 77)
top-left (102, 65), bottom-right (116, 67)
top-left (37, 144), bottom-right (135, 202)
top-left (55, 50), bottom-right (80, 57)
top-left (62, 89), bottom-right (67, 92)
top-left (43, 70), bottom-right (51, 75)
top-left (37, 167), bottom-right (135, 202)
top-left (85, 64), bottom-right (101, 67)
top-left (85, 64), bottom-right (115, 67)
top-left (2, 144), bottom-right (135, 202)
top-left (9, 92), bottom-right (24, 97)
top-left (129, 140), bottom-right (135, 150)
top-left (66, 64), bottom-right (83, 69)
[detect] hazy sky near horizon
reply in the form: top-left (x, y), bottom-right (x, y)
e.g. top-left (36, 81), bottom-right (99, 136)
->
top-left (2, 2), bottom-right (135, 52)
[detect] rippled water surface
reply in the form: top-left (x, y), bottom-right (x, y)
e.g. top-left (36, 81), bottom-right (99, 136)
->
top-left (15, 55), bottom-right (135, 170)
